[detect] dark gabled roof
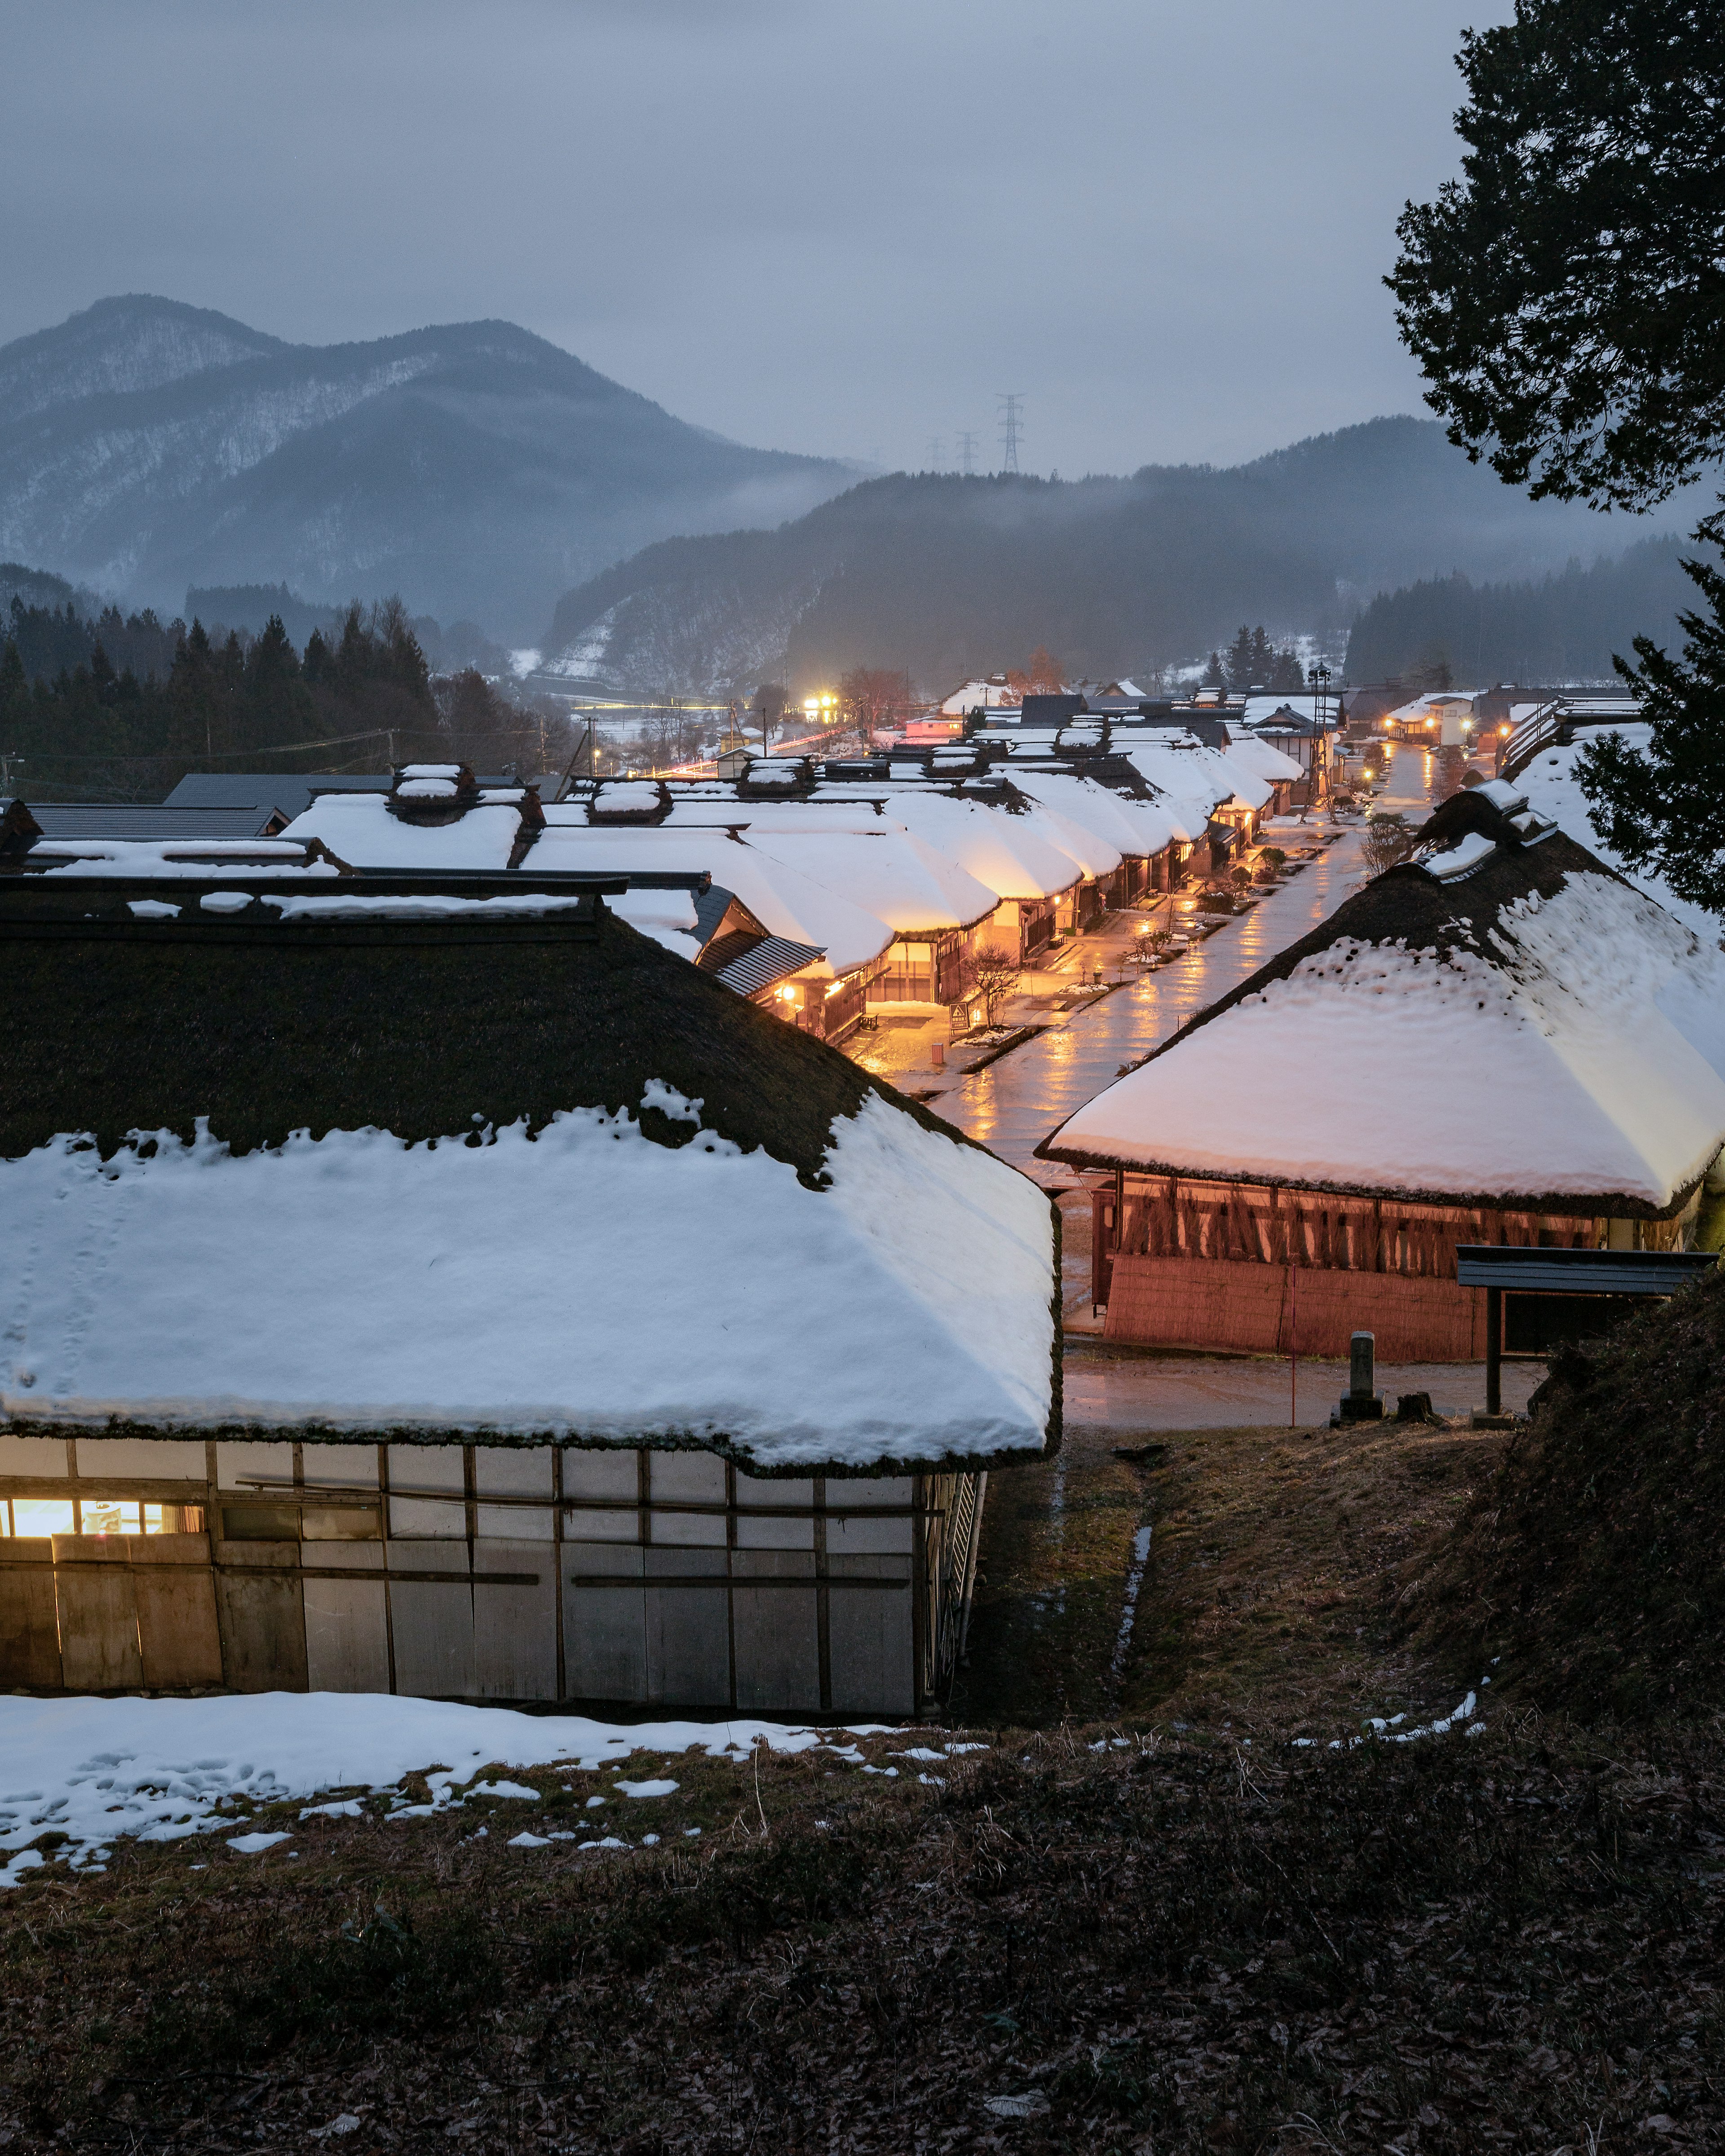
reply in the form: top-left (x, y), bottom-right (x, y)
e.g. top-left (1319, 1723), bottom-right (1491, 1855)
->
top-left (166, 773), bottom-right (393, 820)
top-left (24, 803), bottom-right (288, 839)
top-left (0, 870), bottom-right (923, 1184)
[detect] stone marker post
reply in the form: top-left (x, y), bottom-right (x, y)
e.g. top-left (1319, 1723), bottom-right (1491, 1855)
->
top-left (1334, 1328), bottom-right (1385, 1424)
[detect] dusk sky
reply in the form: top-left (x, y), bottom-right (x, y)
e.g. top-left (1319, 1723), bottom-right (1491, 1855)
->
top-left (3, 0), bottom-right (1510, 476)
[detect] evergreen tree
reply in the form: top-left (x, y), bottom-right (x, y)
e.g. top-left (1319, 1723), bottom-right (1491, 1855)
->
top-left (1201, 651), bottom-right (1227, 690)
top-left (1576, 508), bottom-right (1725, 912)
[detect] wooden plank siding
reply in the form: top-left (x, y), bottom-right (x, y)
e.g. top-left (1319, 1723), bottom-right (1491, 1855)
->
top-left (0, 1442), bottom-right (989, 1718)
top-left (1093, 1171), bottom-right (1607, 1361)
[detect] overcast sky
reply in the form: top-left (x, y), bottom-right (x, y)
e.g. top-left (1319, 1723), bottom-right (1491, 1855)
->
top-left (2, 0), bottom-right (1509, 476)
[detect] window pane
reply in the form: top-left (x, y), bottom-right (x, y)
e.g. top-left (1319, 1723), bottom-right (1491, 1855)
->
top-left (0, 1502), bottom-right (10, 1537)
top-left (13, 1499), bottom-right (76, 1537)
top-left (79, 1499), bottom-right (141, 1536)
top-left (142, 1504), bottom-right (166, 1535)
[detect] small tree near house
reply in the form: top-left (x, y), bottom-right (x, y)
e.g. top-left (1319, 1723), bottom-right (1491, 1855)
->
top-left (961, 942), bottom-right (1023, 1029)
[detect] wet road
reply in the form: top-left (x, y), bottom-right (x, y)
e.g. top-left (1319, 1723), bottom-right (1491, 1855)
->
top-left (938, 822), bottom-right (1367, 1173)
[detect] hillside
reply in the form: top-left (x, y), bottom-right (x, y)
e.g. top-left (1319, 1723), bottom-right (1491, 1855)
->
top-left (0, 296), bottom-right (855, 640)
top-left (540, 417), bottom-right (1693, 695)
top-left (1402, 1266), bottom-right (1725, 1719)
top-left (1344, 535), bottom-right (1701, 684)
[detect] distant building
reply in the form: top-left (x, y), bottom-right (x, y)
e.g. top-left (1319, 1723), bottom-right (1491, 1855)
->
top-left (1044, 782), bottom-right (1725, 1360)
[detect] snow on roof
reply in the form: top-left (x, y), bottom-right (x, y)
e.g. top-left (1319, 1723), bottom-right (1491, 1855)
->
top-left (1515, 729), bottom-right (1724, 947)
top-left (33, 839), bottom-right (341, 879)
top-left (592, 781), bottom-right (665, 814)
top-left (1002, 772), bottom-right (1150, 867)
top-left (1111, 741), bottom-right (1235, 834)
top-left (740, 828), bottom-right (1001, 934)
top-left (878, 791), bottom-right (1083, 901)
top-left (283, 793), bottom-right (526, 870)
top-left (532, 824), bottom-right (891, 977)
top-left (1045, 803), bottom-right (1725, 1214)
top-left (605, 889), bottom-right (703, 961)
top-left (401, 764), bottom-right (463, 778)
top-left (1, 1087), bottom-right (1054, 1471)
top-left (1220, 732), bottom-right (1305, 786)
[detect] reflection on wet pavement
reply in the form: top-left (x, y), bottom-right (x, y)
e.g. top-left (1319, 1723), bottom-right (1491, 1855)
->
top-left (937, 823), bottom-right (1367, 1173)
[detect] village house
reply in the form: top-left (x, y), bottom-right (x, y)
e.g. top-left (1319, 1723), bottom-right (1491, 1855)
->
top-left (1043, 783), bottom-right (1725, 1360)
top-left (0, 861), bottom-right (1058, 1714)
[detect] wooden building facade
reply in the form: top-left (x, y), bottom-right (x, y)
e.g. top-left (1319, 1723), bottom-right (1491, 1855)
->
top-left (0, 863), bottom-right (1057, 1714)
top-left (0, 1436), bottom-right (985, 1718)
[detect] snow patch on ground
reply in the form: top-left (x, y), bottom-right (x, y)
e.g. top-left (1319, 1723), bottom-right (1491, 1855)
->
top-left (0, 1693), bottom-right (895, 1881)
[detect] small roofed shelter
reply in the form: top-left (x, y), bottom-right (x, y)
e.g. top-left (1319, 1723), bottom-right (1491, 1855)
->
top-left (0, 868), bottom-right (1058, 1714)
top-left (1042, 787), bottom-right (1725, 1361)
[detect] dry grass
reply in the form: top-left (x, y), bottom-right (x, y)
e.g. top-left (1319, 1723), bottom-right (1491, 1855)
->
top-left (955, 1411), bottom-right (1508, 1737)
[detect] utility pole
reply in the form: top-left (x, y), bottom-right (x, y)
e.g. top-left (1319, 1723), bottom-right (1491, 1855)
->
top-left (0, 750), bottom-right (20, 793)
top-left (997, 393), bottom-right (1024, 474)
top-left (955, 431), bottom-right (980, 477)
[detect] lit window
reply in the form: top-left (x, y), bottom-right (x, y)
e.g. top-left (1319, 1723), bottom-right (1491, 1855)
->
top-left (13, 1499), bottom-right (76, 1538)
top-left (80, 1499), bottom-right (142, 1536)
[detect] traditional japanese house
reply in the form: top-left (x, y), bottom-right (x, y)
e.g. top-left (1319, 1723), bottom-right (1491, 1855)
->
top-left (1042, 786), bottom-right (1725, 1359)
top-left (0, 867), bottom-right (1058, 1713)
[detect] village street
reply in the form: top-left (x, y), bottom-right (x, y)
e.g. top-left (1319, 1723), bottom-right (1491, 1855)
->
top-left (921, 747), bottom-right (1543, 1423)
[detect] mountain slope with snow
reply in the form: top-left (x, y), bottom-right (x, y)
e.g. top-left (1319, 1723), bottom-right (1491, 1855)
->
top-left (0, 296), bottom-right (855, 638)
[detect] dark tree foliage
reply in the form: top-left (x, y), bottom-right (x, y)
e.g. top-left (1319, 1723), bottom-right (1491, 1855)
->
top-left (1208, 625), bottom-right (1305, 694)
top-left (1389, 0), bottom-right (1725, 511)
top-left (0, 601), bottom-right (444, 800)
top-left (1575, 509), bottom-right (1725, 911)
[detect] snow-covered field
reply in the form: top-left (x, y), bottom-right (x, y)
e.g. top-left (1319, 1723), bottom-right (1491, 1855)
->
top-left (0, 1692), bottom-right (900, 1888)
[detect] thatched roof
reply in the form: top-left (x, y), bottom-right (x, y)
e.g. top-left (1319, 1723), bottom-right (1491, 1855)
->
top-left (1042, 791), bottom-right (1725, 1217)
top-left (0, 871), bottom-right (1058, 1470)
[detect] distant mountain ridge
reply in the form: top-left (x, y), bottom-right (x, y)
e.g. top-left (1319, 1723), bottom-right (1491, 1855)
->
top-left (541, 418), bottom-right (1696, 695)
top-left (0, 296), bottom-right (856, 639)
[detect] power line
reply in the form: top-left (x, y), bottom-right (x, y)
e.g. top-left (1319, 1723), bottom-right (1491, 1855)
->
top-left (955, 430), bottom-right (980, 477)
top-left (997, 393), bottom-right (1024, 474)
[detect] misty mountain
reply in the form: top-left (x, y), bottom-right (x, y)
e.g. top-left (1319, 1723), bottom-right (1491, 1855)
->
top-left (0, 296), bottom-right (856, 641)
top-left (541, 418), bottom-right (1695, 695)
top-left (1342, 536), bottom-right (1706, 687)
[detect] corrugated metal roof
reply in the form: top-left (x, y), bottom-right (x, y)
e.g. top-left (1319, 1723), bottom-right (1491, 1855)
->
top-left (714, 935), bottom-right (825, 997)
top-left (27, 804), bottom-right (287, 839)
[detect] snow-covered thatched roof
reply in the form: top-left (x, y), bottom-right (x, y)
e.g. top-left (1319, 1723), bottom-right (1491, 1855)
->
top-left (0, 871), bottom-right (1056, 1472)
top-left (1043, 791), bottom-right (1725, 1218)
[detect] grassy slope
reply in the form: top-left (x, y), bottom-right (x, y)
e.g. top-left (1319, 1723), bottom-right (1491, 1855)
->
top-left (1402, 1270), bottom-right (1725, 1719)
top-left (3, 1723), bottom-right (1722, 2152)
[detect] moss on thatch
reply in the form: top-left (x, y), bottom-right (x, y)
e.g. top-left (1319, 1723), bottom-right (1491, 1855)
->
top-left (1400, 1265), bottom-right (1725, 1719)
top-left (0, 875), bottom-right (943, 1181)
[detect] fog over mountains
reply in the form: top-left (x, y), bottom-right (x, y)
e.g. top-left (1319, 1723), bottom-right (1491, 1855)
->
top-left (0, 297), bottom-right (1695, 689)
top-left (540, 418), bottom-right (1692, 694)
top-left (0, 296), bottom-right (854, 641)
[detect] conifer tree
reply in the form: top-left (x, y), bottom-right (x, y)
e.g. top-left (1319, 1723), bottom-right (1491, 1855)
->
top-left (1576, 508), bottom-right (1725, 912)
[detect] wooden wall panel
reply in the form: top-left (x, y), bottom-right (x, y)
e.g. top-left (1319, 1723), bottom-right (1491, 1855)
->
top-left (827, 1556), bottom-right (914, 1717)
top-left (1104, 1253), bottom-right (1485, 1361)
top-left (388, 1542), bottom-right (474, 1699)
top-left (473, 1539), bottom-right (556, 1701)
top-left (215, 1543), bottom-right (308, 1692)
top-left (564, 1542), bottom-right (647, 1703)
top-left (53, 1537), bottom-right (142, 1690)
top-left (0, 1547), bottom-right (61, 1688)
top-left (731, 1553), bottom-right (820, 1712)
top-left (132, 1535), bottom-right (223, 1688)
top-left (644, 1548), bottom-right (729, 1707)
top-left (303, 1548), bottom-right (389, 1694)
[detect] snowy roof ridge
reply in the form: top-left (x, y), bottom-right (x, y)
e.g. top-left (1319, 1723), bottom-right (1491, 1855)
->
top-left (0, 883), bottom-right (1059, 1470)
top-left (1041, 793), bottom-right (1725, 1214)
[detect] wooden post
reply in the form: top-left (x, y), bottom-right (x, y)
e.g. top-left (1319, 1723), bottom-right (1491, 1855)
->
top-left (1486, 1288), bottom-right (1503, 1417)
